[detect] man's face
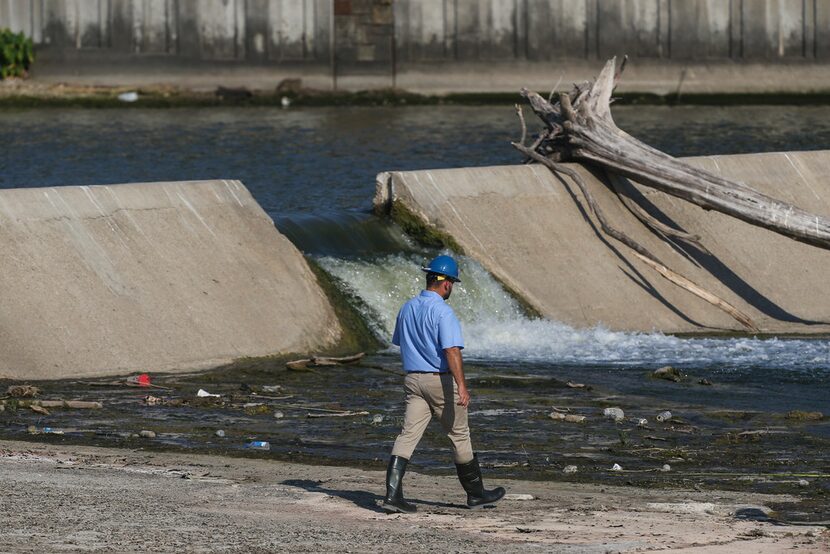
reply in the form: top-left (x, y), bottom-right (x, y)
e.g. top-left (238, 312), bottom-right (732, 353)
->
top-left (441, 280), bottom-right (453, 300)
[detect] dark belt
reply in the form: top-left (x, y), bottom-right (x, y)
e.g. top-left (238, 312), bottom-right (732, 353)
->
top-left (407, 371), bottom-right (448, 375)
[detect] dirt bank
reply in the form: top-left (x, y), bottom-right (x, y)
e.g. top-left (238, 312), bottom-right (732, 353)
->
top-left (1, 440), bottom-right (826, 553)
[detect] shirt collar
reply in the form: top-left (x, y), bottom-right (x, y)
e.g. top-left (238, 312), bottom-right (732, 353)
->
top-left (420, 290), bottom-right (443, 301)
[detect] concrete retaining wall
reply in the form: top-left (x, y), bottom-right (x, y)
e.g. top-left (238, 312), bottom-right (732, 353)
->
top-left (376, 151), bottom-right (830, 334)
top-left (0, 180), bottom-right (341, 380)
top-left (3, 1), bottom-right (830, 93)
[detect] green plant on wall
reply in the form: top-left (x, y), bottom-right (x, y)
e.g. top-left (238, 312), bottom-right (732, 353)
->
top-left (0, 29), bottom-right (34, 79)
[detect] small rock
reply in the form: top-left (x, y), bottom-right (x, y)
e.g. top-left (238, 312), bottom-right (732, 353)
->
top-left (610, 463), bottom-right (623, 471)
top-left (549, 411), bottom-right (566, 420)
top-left (371, 414), bottom-right (384, 424)
top-left (215, 430), bottom-right (225, 438)
top-left (564, 414), bottom-right (586, 423)
top-left (280, 96), bottom-right (292, 108)
top-left (798, 479), bottom-right (809, 487)
top-left (661, 464), bottom-right (671, 472)
top-left (698, 378), bottom-right (713, 386)
top-left (563, 465), bottom-right (578, 474)
top-left (273, 411), bottom-right (285, 419)
top-left (652, 366), bottom-right (683, 382)
top-left (786, 410), bottom-right (824, 421)
top-left (27, 425), bottom-right (37, 434)
top-left (261, 385), bottom-right (281, 393)
top-left (603, 407), bottom-right (625, 421)
top-left (139, 430), bottom-right (156, 439)
top-left (0, 404), bottom-right (4, 412)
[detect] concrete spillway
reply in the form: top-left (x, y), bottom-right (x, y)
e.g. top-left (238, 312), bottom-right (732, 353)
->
top-left (376, 150), bottom-right (830, 335)
top-left (0, 180), bottom-right (341, 380)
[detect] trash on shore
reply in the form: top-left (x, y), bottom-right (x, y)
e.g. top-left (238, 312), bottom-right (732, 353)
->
top-left (30, 404), bottom-right (49, 415)
top-left (127, 373), bottom-right (152, 387)
top-left (117, 91), bottom-right (138, 102)
top-left (660, 464), bottom-right (671, 472)
top-left (504, 493), bottom-right (535, 501)
top-left (7, 385), bottom-right (40, 398)
top-left (786, 410), bottom-right (824, 421)
top-left (285, 352), bottom-right (365, 371)
top-left (656, 411), bottom-right (673, 422)
top-left (307, 410), bottom-right (370, 418)
top-left (139, 430), bottom-right (156, 439)
top-left (280, 96), bottom-right (291, 108)
top-left (245, 440), bottom-right (270, 451)
top-left (144, 395), bottom-right (163, 406)
top-left (273, 411), bottom-right (285, 419)
top-left (632, 417), bottom-right (648, 427)
top-left (652, 366), bottom-right (684, 382)
top-left (603, 407), bottom-right (625, 421)
top-left (610, 463), bottom-right (623, 471)
top-left (197, 389), bottom-right (221, 398)
top-left (1, 399), bottom-right (103, 410)
top-left (698, 378), bottom-right (713, 386)
top-left (371, 414), bottom-right (384, 424)
top-left (215, 430), bottom-right (225, 438)
top-left (566, 381), bottom-right (589, 389)
top-left (563, 465), bottom-right (578, 474)
top-left (564, 414), bottom-right (586, 423)
top-left (261, 385), bottom-right (282, 393)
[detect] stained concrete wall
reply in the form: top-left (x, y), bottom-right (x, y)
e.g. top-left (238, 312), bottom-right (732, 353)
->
top-left (376, 151), bottom-right (830, 335)
top-left (2, 0), bottom-right (829, 69)
top-left (0, 180), bottom-right (341, 380)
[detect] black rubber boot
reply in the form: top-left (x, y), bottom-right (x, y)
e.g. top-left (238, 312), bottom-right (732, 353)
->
top-left (382, 456), bottom-right (417, 514)
top-left (455, 454), bottom-right (506, 508)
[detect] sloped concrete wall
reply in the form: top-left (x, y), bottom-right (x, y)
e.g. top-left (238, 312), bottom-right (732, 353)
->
top-left (0, 180), bottom-right (341, 379)
top-left (376, 151), bottom-right (830, 334)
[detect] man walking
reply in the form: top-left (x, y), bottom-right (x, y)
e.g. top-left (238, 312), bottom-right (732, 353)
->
top-left (382, 255), bottom-right (506, 514)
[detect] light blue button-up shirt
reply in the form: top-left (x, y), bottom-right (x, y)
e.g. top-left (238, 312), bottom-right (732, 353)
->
top-left (392, 290), bottom-right (465, 373)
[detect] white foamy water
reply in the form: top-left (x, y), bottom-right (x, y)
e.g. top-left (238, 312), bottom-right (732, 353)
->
top-left (318, 253), bottom-right (830, 372)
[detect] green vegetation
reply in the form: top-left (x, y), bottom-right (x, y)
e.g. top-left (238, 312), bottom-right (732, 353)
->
top-left (388, 200), bottom-right (464, 253)
top-left (0, 29), bottom-right (34, 79)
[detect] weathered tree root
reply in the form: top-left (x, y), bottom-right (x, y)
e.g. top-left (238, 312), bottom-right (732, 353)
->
top-left (512, 57), bottom-right (830, 330)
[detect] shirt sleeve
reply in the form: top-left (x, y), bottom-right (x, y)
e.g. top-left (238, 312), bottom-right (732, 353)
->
top-left (438, 310), bottom-right (464, 350)
top-left (391, 311), bottom-right (402, 346)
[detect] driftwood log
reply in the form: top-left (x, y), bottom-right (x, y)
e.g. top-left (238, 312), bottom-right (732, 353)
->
top-left (513, 57), bottom-right (830, 331)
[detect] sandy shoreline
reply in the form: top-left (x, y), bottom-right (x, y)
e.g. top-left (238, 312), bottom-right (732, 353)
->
top-left (1, 439), bottom-right (826, 553)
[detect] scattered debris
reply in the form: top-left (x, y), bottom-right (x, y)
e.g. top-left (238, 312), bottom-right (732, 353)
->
top-left (1, 399), bottom-right (102, 410)
top-left (281, 96), bottom-right (291, 108)
top-left (215, 430), bottom-right (225, 438)
top-left (656, 411), bottom-right (672, 422)
top-left (786, 410), bottom-right (824, 421)
top-left (42, 427), bottom-right (63, 435)
top-left (286, 352), bottom-right (365, 370)
top-left (660, 464), bottom-right (671, 472)
top-left (215, 86), bottom-right (252, 101)
top-left (566, 381), bottom-right (588, 389)
top-left (307, 411), bottom-right (370, 418)
top-left (127, 373), bottom-right (152, 387)
top-left (144, 395), bottom-right (163, 406)
top-left (603, 407), bottom-right (625, 422)
top-left (798, 479), bottom-right (809, 487)
top-left (30, 404), bottom-right (49, 415)
top-left (26, 425), bottom-right (37, 434)
top-left (7, 385), bottom-right (40, 398)
top-left (698, 378), bottom-right (713, 386)
top-left (117, 91), bottom-right (138, 102)
top-left (371, 414), bottom-right (384, 424)
top-left (139, 430), bottom-right (156, 439)
top-left (245, 440), bottom-right (270, 451)
top-left (610, 463), bottom-right (623, 471)
top-left (261, 385), bottom-right (282, 393)
top-left (197, 389), bottom-right (220, 398)
top-left (565, 414), bottom-right (586, 423)
top-left (504, 493), bottom-right (535, 501)
top-left (632, 417), bottom-right (648, 427)
top-left (273, 411), bottom-right (285, 419)
top-left (652, 366), bottom-right (684, 382)
top-left (644, 435), bottom-right (668, 442)
top-left (563, 465), bottom-right (578, 474)
top-left (549, 411), bottom-right (566, 421)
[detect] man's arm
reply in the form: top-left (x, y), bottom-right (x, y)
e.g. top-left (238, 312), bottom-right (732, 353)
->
top-left (444, 346), bottom-right (470, 408)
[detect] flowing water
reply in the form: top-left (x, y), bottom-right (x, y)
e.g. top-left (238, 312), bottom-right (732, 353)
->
top-left (2, 105), bottom-right (830, 518)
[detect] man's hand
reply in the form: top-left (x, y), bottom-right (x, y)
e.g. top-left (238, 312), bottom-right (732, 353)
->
top-left (456, 384), bottom-right (470, 408)
top-left (444, 346), bottom-right (470, 408)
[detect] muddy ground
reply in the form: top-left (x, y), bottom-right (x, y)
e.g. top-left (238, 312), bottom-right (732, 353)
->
top-left (1, 439), bottom-right (827, 553)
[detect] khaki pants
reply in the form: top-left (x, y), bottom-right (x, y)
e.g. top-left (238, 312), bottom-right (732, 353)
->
top-left (391, 372), bottom-right (474, 464)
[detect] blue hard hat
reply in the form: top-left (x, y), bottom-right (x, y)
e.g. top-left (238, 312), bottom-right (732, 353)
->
top-left (421, 255), bottom-right (460, 282)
